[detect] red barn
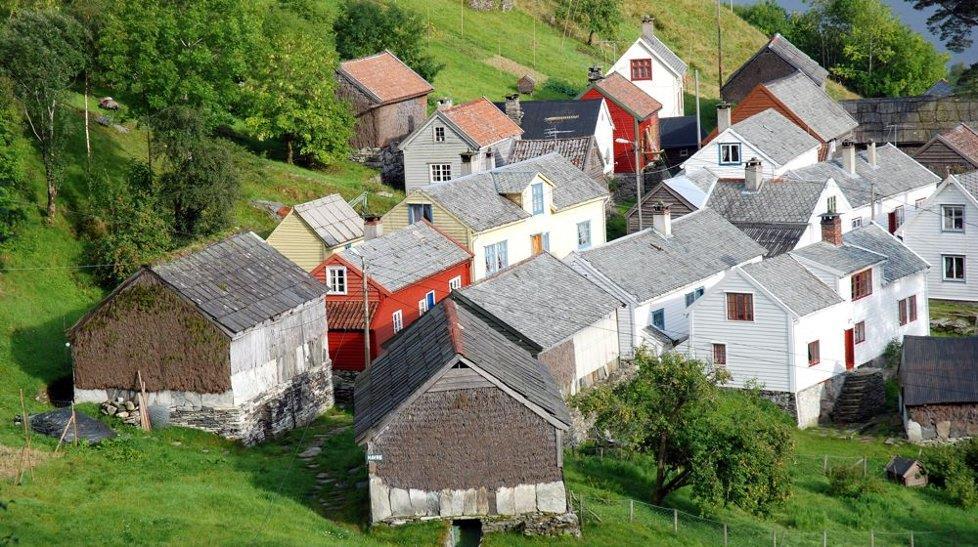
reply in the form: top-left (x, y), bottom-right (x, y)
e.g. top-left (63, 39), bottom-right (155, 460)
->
top-left (579, 72), bottom-right (662, 173)
top-left (311, 221), bottom-right (472, 373)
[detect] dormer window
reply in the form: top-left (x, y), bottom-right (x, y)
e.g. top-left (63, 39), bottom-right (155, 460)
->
top-left (531, 183), bottom-right (544, 215)
top-left (719, 143), bottom-right (741, 165)
top-left (630, 59), bottom-right (652, 81)
top-left (851, 269), bottom-right (872, 300)
top-left (434, 126), bottom-right (445, 142)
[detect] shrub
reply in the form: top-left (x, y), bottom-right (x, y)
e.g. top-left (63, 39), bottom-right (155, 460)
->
top-left (826, 464), bottom-right (883, 498)
top-left (923, 444), bottom-right (978, 508)
top-left (542, 78), bottom-right (581, 98)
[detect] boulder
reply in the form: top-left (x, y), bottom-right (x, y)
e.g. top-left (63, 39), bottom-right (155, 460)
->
top-left (462, 488), bottom-right (478, 515)
top-left (408, 489), bottom-right (429, 516)
top-left (389, 488), bottom-right (412, 517)
top-left (495, 486), bottom-right (516, 515)
top-left (937, 420), bottom-right (951, 441)
top-left (298, 446), bottom-right (321, 459)
top-left (536, 481), bottom-right (567, 513)
top-left (369, 477), bottom-right (392, 522)
top-left (514, 484), bottom-right (536, 514)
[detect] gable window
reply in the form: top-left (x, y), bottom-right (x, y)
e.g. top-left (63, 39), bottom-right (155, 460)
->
top-left (726, 293), bottom-right (754, 321)
top-left (531, 183), bottom-right (545, 215)
top-left (685, 286), bottom-right (705, 307)
top-left (326, 266), bottom-right (347, 295)
top-left (719, 143), bottom-right (742, 165)
top-left (808, 340), bottom-right (820, 366)
top-left (630, 59), bottom-right (653, 81)
top-left (827, 196), bottom-right (837, 214)
top-left (854, 321), bottom-right (866, 344)
top-left (449, 276), bottom-right (462, 291)
top-left (392, 310), bottom-right (404, 333)
top-left (851, 269), bottom-right (873, 300)
top-left (852, 217), bottom-right (864, 229)
top-left (429, 163), bottom-right (452, 183)
top-left (712, 343), bottom-right (727, 366)
top-left (650, 308), bottom-right (665, 330)
top-left (942, 205), bottom-right (965, 232)
top-left (577, 221), bottom-right (592, 250)
top-left (943, 255), bottom-right (965, 281)
top-left (899, 295), bottom-right (918, 326)
top-left (408, 203), bottom-right (433, 224)
top-left (434, 126), bottom-right (445, 142)
top-left (485, 240), bottom-right (508, 275)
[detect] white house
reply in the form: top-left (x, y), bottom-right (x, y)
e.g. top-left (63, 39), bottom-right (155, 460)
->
top-left (607, 16), bottom-right (687, 118)
top-left (687, 215), bottom-right (930, 427)
top-left (568, 206), bottom-right (766, 358)
top-left (399, 97), bottom-right (523, 192)
top-left (457, 252), bottom-right (624, 395)
top-left (381, 153), bottom-right (609, 281)
top-left (898, 171), bottom-right (978, 301)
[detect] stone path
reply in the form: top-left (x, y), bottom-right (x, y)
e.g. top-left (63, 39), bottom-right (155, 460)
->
top-left (296, 424), bottom-right (363, 514)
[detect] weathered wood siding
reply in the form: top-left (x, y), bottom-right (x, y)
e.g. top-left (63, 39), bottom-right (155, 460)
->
top-left (336, 74), bottom-right (428, 149)
top-left (266, 212), bottom-right (328, 272)
top-left (538, 339), bottom-right (576, 396)
top-left (382, 196), bottom-right (471, 248)
top-left (403, 117), bottom-right (472, 192)
top-left (913, 140), bottom-right (978, 177)
top-left (722, 52), bottom-right (804, 104)
top-left (626, 184), bottom-right (694, 234)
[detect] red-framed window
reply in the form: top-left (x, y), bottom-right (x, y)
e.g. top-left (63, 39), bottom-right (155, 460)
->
top-left (851, 269), bottom-right (873, 301)
top-left (726, 293), bottom-right (754, 321)
top-left (808, 340), bottom-right (820, 366)
top-left (630, 59), bottom-right (653, 81)
top-left (899, 295), bottom-right (918, 326)
top-left (712, 343), bottom-right (727, 366)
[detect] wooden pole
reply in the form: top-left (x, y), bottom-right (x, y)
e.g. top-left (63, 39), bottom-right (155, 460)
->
top-left (909, 531), bottom-right (914, 547)
top-left (823, 530), bottom-right (827, 547)
top-left (71, 402), bottom-right (78, 447)
top-left (54, 412), bottom-right (74, 454)
top-left (634, 118), bottom-right (644, 231)
top-left (724, 524), bottom-right (728, 546)
top-left (629, 499), bottom-right (633, 522)
top-left (17, 389), bottom-right (31, 484)
top-left (137, 370), bottom-right (151, 431)
top-left (361, 254), bottom-right (372, 369)
top-left (460, 0), bottom-right (464, 36)
top-left (694, 69), bottom-right (702, 150)
top-left (673, 509), bottom-right (678, 532)
top-left (716, 0), bottom-right (723, 91)
top-left (870, 529), bottom-right (875, 547)
top-left (864, 456), bottom-right (868, 477)
top-left (823, 455), bottom-right (828, 472)
top-left (772, 529), bottom-right (777, 547)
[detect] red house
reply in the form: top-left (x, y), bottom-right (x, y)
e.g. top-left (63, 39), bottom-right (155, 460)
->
top-left (311, 221), bottom-right (472, 372)
top-left (579, 72), bottom-right (662, 173)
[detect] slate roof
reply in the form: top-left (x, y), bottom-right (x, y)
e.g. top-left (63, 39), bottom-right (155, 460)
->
top-left (661, 116), bottom-right (705, 149)
top-left (707, 177), bottom-right (827, 224)
top-left (575, 208), bottom-right (766, 303)
top-left (842, 224), bottom-right (929, 285)
top-left (421, 153), bottom-right (609, 232)
top-left (492, 99), bottom-right (602, 139)
top-left (585, 73), bottom-right (662, 120)
top-left (354, 297), bottom-right (572, 441)
top-left (728, 109), bottom-right (821, 166)
top-left (508, 137), bottom-right (597, 172)
top-left (763, 33), bottom-right (828, 84)
top-left (924, 79), bottom-right (954, 98)
top-left (901, 335), bottom-right (978, 406)
top-left (292, 194), bottom-right (364, 247)
top-left (840, 96), bottom-right (978, 145)
top-left (638, 33), bottom-right (688, 77)
top-left (338, 51), bottom-right (433, 105)
top-left (442, 98), bottom-right (523, 148)
top-left (150, 233), bottom-right (328, 335)
top-left (791, 241), bottom-right (886, 275)
top-left (763, 72), bottom-right (857, 142)
top-left (326, 300), bottom-right (379, 330)
top-left (741, 254), bottom-right (843, 317)
top-left (886, 456), bottom-right (921, 477)
top-left (458, 253), bottom-right (622, 349)
top-left (336, 222), bottom-right (470, 293)
top-left (733, 222), bottom-right (809, 257)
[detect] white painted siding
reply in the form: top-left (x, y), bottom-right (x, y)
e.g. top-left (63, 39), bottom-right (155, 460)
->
top-left (594, 100), bottom-right (616, 173)
top-left (572, 312), bottom-right (621, 383)
top-left (852, 272), bottom-right (930, 363)
top-left (681, 128), bottom-right (819, 179)
top-left (635, 271), bottom-right (726, 348)
top-left (608, 38), bottom-right (684, 117)
top-left (792, 304), bottom-right (849, 392)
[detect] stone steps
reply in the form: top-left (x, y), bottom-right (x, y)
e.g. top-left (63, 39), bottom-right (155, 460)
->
top-left (831, 367), bottom-right (885, 424)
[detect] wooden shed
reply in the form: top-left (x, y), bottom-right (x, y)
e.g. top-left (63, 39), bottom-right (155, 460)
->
top-left (69, 233), bottom-right (333, 445)
top-left (517, 74), bottom-right (536, 95)
top-left (885, 456), bottom-right (927, 487)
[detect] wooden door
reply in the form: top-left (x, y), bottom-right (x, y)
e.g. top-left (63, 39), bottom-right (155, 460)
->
top-left (888, 211), bottom-right (897, 233)
top-left (844, 328), bottom-right (855, 370)
top-left (530, 234), bottom-right (543, 256)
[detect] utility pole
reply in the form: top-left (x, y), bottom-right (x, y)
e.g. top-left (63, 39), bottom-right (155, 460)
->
top-left (716, 0), bottom-right (724, 91)
top-left (634, 118), bottom-right (644, 231)
top-left (695, 69), bottom-right (702, 150)
top-left (359, 253), bottom-right (371, 369)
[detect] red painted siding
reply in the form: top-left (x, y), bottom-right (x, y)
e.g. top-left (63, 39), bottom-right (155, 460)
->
top-left (581, 90), bottom-right (659, 173)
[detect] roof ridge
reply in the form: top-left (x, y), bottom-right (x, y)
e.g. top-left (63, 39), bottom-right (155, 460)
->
top-left (442, 299), bottom-right (465, 355)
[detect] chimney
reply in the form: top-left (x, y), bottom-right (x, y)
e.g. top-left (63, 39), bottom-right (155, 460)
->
top-left (820, 212), bottom-right (843, 246)
top-left (717, 102), bottom-right (732, 133)
top-left (745, 157), bottom-right (762, 191)
top-left (436, 97), bottom-right (453, 111)
top-left (364, 216), bottom-right (383, 240)
top-left (459, 151), bottom-right (474, 176)
top-left (841, 139), bottom-right (857, 176)
top-left (642, 15), bottom-right (655, 39)
top-left (587, 65), bottom-right (604, 84)
top-left (867, 140), bottom-right (877, 167)
top-left (504, 93), bottom-right (523, 125)
top-left (651, 200), bottom-right (672, 237)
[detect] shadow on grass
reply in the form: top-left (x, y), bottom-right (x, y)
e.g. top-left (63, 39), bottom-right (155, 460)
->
top-left (10, 307), bottom-right (90, 392)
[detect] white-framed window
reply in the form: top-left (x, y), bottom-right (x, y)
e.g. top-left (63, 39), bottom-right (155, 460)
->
top-left (650, 308), bottom-right (665, 330)
top-left (943, 254), bottom-right (966, 281)
top-left (685, 286), bottom-right (705, 307)
top-left (418, 291), bottom-right (436, 314)
top-left (485, 241), bottom-right (508, 275)
top-left (719, 143), bottom-right (742, 165)
top-left (449, 276), bottom-right (462, 290)
top-left (531, 183), bottom-right (544, 215)
top-left (392, 310), bottom-right (404, 333)
top-left (852, 217), bottom-right (864, 229)
top-left (577, 220), bottom-right (592, 250)
top-left (827, 196), bottom-right (837, 214)
top-left (408, 203), bottom-right (433, 224)
top-left (942, 204), bottom-right (965, 232)
top-left (429, 163), bottom-right (452, 183)
top-left (326, 266), bottom-right (347, 294)
top-left (434, 126), bottom-right (445, 142)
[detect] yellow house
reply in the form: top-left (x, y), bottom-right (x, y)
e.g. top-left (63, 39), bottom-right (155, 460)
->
top-left (266, 194), bottom-right (364, 271)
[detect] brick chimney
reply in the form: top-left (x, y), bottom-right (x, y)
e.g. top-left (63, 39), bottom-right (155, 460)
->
top-left (587, 65), bottom-right (604, 84)
top-left (717, 102), bottom-right (732, 134)
top-left (745, 157), bottom-right (762, 191)
top-left (821, 212), bottom-right (843, 246)
top-left (651, 200), bottom-right (672, 237)
top-left (436, 97), bottom-right (453, 111)
top-left (642, 15), bottom-right (655, 39)
top-left (867, 140), bottom-right (877, 167)
top-left (841, 139), bottom-right (857, 176)
top-left (504, 93), bottom-right (523, 125)
top-left (364, 216), bottom-right (383, 240)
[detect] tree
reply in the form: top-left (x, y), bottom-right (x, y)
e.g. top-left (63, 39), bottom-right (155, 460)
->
top-left (0, 9), bottom-right (87, 218)
top-left (555, 0), bottom-right (622, 46)
top-left (734, 0), bottom-right (793, 37)
top-left (334, 1), bottom-right (443, 83)
top-left (67, 0), bottom-right (111, 161)
top-left (574, 350), bottom-right (794, 512)
top-left (0, 80), bottom-right (26, 241)
top-left (908, 0), bottom-right (978, 53)
top-left (159, 137), bottom-right (240, 238)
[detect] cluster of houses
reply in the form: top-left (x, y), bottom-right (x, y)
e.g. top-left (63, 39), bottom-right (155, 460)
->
top-left (66, 18), bottom-right (978, 533)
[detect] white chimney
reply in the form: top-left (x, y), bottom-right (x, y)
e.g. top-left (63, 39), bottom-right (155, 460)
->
top-left (717, 102), bottom-right (732, 134)
top-left (364, 216), bottom-right (383, 240)
top-left (867, 140), bottom-right (877, 167)
top-left (642, 15), bottom-right (655, 39)
top-left (436, 97), bottom-right (453, 111)
top-left (504, 93), bottom-right (523, 125)
top-left (745, 157), bottom-right (762, 191)
top-left (841, 140), bottom-right (857, 176)
top-left (651, 201), bottom-right (672, 237)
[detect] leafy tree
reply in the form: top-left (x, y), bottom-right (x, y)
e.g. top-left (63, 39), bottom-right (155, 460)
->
top-left (334, 1), bottom-right (443, 83)
top-left (734, 0), bottom-right (793, 37)
top-left (0, 80), bottom-right (26, 241)
top-left (0, 9), bottom-right (87, 218)
top-left (159, 137), bottom-right (240, 238)
top-left (908, 0), bottom-right (977, 53)
top-left (555, 0), bottom-right (622, 46)
top-left (574, 350), bottom-right (794, 512)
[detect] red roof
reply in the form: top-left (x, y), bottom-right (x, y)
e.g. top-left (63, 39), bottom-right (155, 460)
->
top-left (588, 73), bottom-right (662, 120)
top-left (442, 98), bottom-right (523, 148)
top-left (327, 300), bottom-right (379, 330)
top-left (338, 51), bottom-right (433, 105)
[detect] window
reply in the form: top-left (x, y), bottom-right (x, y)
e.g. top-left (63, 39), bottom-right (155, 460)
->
top-left (429, 163), bottom-right (452, 183)
top-left (852, 217), bottom-right (864, 229)
top-left (542, 232), bottom-right (550, 252)
top-left (943, 255), bottom-right (965, 281)
top-left (434, 126), bottom-right (445, 142)
top-left (418, 291), bottom-right (436, 315)
top-left (326, 267), bottom-right (347, 294)
top-left (851, 269), bottom-right (873, 300)
top-left (899, 295), bottom-right (918, 325)
top-left (577, 221), bottom-right (592, 250)
top-left (531, 183), bottom-right (544, 215)
top-left (942, 205), bottom-right (965, 232)
top-left (679, 148), bottom-right (689, 158)
top-left (726, 293), bottom-right (754, 321)
top-left (408, 203), bottom-right (433, 224)
top-left (712, 343), bottom-right (727, 366)
top-left (630, 59), bottom-right (652, 81)
top-left (650, 309), bottom-right (665, 330)
top-left (827, 196), bottom-right (837, 214)
top-left (449, 276), bottom-right (462, 290)
top-left (854, 321), bottom-right (866, 344)
top-left (485, 241), bottom-right (508, 275)
top-left (685, 286), bottom-right (705, 307)
top-left (808, 340), bottom-right (820, 366)
top-left (719, 143), bottom-right (742, 165)
top-left (392, 310), bottom-right (404, 333)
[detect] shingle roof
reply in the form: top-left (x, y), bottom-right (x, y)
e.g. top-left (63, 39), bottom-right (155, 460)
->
top-left (661, 116), bottom-right (705, 149)
top-left (733, 222), bottom-right (808, 257)
top-left (458, 253), bottom-right (622, 349)
top-left (293, 194), bottom-right (364, 247)
top-left (886, 456), bottom-right (921, 477)
top-left (338, 51), bottom-right (433, 105)
top-left (336, 222), bottom-right (470, 293)
top-left (901, 335), bottom-right (978, 406)
top-left (842, 224), bottom-right (929, 285)
top-left (953, 170), bottom-right (978, 200)
top-left (492, 99), bottom-right (602, 139)
top-left (587, 73), bottom-right (662, 120)
top-left (791, 241), bottom-right (886, 275)
top-left (151, 233), bottom-right (328, 335)
top-left (764, 72), bottom-right (857, 142)
top-left (764, 34), bottom-right (828, 84)
top-left (508, 137), bottom-right (595, 172)
top-left (354, 297), bottom-right (571, 441)
top-left (638, 33), bottom-right (688, 77)
top-left (924, 79), bottom-right (954, 98)
top-left (741, 254), bottom-right (843, 316)
top-left (933, 123), bottom-right (978, 164)
top-left (840, 96), bottom-right (978, 146)
top-left (442, 98), bottom-right (523, 148)
top-left (421, 153), bottom-right (609, 232)
top-left (707, 177), bottom-right (827, 224)
top-left (729, 109), bottom-right (821, 166)
top-left (326, 300), bottom-right (379, 330)
top-left (576, 209), bottom-right (766, 303)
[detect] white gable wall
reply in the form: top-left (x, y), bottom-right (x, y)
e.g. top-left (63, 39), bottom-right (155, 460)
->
top-left (595, 100), bottom-right (616, 173)
top-left (635, 271), bottom-right (726, 349)
top-left (682, 128), bottom-right (819, 179)
top-left (608, 38), bottom-right (684, 117)
top-left (573, 312), bottom-right (621, 385)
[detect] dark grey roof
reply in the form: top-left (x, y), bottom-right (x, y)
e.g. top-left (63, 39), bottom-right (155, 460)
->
top-left (840, 96), bottom-right (978, 145)
top-left (639, 34), bottom-right (688, 77)
top-left (886, 456), bottom-right (921, 476)
top-left (741, 254), bottom-right (843, 316)
top-left (661, 116), bottom-right (705, 149)
top-left (151, 233), bottom-right (328, 335)
top-left (729, 109), bottom-right (820, 165)
top-left (707, 178), bottom-right (827, 224)
top-left (733, 222), bottom-right (808, 257)
top-left (422, 153), bottom-right (608, 232)
top-left (354, 297), bottom-right (571, 440)
top-left (901, 335), bottom-right (978, 406)
top-left (842, 224), bottom-right (929, 284)
top-left (924, 79), bottom-right (954, 98)
top-left (508, 137), bottom-right (596, 173)
top-left (293, 194), bottom-right (364, 247)
top-left (764, 72), bottom-right (857, 141)
top-left (765, 34), bottom-right (828, 84)
top-left (577, 209), bottom-right (766, 303)
top-left (337, 222), bottom-right (470, 292)
top-left (492, 100), bottom-right (601, 139)
top-left (791, 241), bottom-right (886, 275)
top-left (790, 144), bottom-right (940, 207)
top-left (459, 253), bottom-right (622, 349)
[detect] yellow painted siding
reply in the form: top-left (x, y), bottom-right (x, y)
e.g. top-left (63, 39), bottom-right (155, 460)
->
top-left (265, 212), bottom-right (327, 271)
top-left (382, 196), bottom-right (471, 248)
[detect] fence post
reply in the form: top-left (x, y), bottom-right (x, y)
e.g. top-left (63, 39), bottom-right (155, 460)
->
top-left (823, 530), bottom-right (827, 547)
top-left (909, 531), bottom-right (914, 547)
top-left (581, 495), bottom-right (586, 527)
top-left (673, 509), bottom-right (678, 533)
top-left (870, 529), bottom-right (875, 547)
top-left (823, 455), bottom-right (828, 472)
top-left (864, 456), bottom-right (868, 477)
top-left (629, 499), bottom-right (634, 522)
top-left (723, 524), bottom-right (728, 547)
top-left (772, 528), bottom-right (777, 547)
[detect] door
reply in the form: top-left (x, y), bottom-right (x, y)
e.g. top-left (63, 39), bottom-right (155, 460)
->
top-left (887, 211), bottom-right (897, 233)
top-left (530, 234), bottom-right (543, 256)
top-left (844, 328), bottom-right (855, 370)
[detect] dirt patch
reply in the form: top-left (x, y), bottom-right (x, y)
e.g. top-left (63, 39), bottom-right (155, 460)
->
top-left (0, 445), bottom-right (53, 480)
top-left (483, 55), bottom-right (548, 83)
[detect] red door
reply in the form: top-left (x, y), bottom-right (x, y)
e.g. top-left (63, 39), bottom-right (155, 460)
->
top-left (887, 211), bottom-right (897, 233)
top-left (844, 329), bottom-right (855, 370)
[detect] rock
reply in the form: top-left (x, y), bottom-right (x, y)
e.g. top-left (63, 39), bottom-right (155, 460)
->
top-left (884, 437), bottom-right (897, 445)
top-left (348, 466), bottom-right (361, 475)
top-left (409, 489), bottom-right (429, 516)
top-left (513, 484), bottom-right (536, 513)
top-left (536, 481), bottom-right (567, 513)
top-left (462, 488), bottom-right (478, 516)
top-left (124, 401), bottom-right (136, 411)
top-left (316, 472), bottom-right (329, 479)
top-left (298, 446), bottom-right (321, 459)
top-left (105, 405), bottom-right (117, 416)
top-left (424, 491), bottom-right (440, 515)
top-left (439, 490), bottom-right (459, 518)
top-left (115, 397), bottom-right (125, 404)
top-left (937, 420), bottom-right (951, 441)
top-left (115, 411), bottom-right (129, 419)
top-left (389, 488), bottom-right (412, 517)
top-left (476, 487), bottom-right (490, 515)
top-left (496, 486), bottom-right (515, 515)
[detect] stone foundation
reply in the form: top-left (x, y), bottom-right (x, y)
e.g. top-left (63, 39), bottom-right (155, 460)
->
top-left (332, 369), bottom-right (359, 407)
top-left (756, 372), bottom-right (847, 428)
top-left (481, 511), bottom-right (581, 537)
top-left (906, 404), bottom-right (978, 443)
top-left (350, 143), bottom-right (403, 187)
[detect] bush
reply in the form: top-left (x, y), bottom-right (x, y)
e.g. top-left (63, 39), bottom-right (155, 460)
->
top-left (542, 78), bottom-right (582, 98)
top-left (826, 464), bottom-right (883, 498)
top-left (923, 444), bottom-right (978, 508)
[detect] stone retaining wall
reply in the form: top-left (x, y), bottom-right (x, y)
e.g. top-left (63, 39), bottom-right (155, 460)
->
top-left (906, 403), bottom-right (978, 443)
